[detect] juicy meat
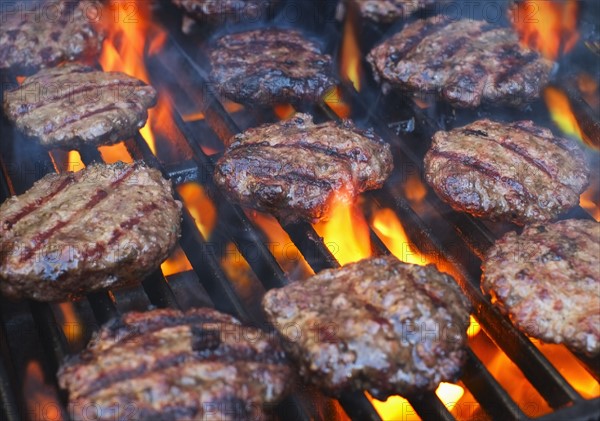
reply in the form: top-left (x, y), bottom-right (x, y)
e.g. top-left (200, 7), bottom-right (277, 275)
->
top-left (209, 28), bottom-right (336, 105)
top-left (262, 256), bottom-right (471, 399)
top-left (424, 119), bottom-right (590, 225)
top-left (353, 0), bottom-right (434, 23)
top-left (172, 0), bottom-right (276, 23)
top-left (0, 0), bottom-right (104, 75)
top-left (3, 64), bottom-right (158, 148)
top-left (214, 113), bottom-right (393, 223)
top-left (0, 162), bottom-right (181, 301)
top-left (367, 17), bottom-right (554, 108)
top-left (482, 219), bottom-right (600, 356)
top-left (58, 308), bottom-right (293, 421)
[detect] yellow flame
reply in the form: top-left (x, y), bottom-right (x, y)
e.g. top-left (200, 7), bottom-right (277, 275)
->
top-left (324, 86), bottom-right (351, 119)
top-left (160, 246), bottom-right (193, 277)
top-left (67, 151), bottom-right (85, 172)
top-left (177, 183), bottom-right (217, 240)
top-left (371, 208), bottom-right (427, 266)
top-left (544, 87), bottom-right (586, 142)
top-left (313, 195), bottom-right (371, 265)
top-left (341, 8), bottom-right (362, 91)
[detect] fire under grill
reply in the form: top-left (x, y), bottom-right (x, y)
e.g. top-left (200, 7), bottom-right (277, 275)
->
top-left (0, 0), bottom-right (599, 420)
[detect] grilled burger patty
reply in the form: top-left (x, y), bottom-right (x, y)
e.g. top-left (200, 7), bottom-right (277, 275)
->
top-left (209, 28), bottom-right (336, 105)
top-left (58, 308), bottom-right (293, 421)
top-left (0, 162), bottom-right (181, 301)
top-left (482, 219), bottom-right (600, 356)
top-left (353, 0), bottom-right (434, 23)
top-left (424, 119), bottom-right (590, 225)
top-left (3, 64), bottom-right (157, 148)
top-left (262, 256), bottom-right (471, 399)
top-left (0, 0), bottom-right (104, 74)
top-left (367, 17), bottom-right (554, 108)
top-left (214, 113), bottom-right (393, 223)
top-left (172, 0), bottom-right (276, 23)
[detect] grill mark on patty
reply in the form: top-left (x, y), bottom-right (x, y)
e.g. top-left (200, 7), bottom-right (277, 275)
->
top-left (460, 128), bottom-right (557, 180)
top-left (42, 104), bottom-right (134, 136)
top-left (2, 175), bottom-right (74, 231)
top-left (18, 165), bottom-right (136, 262)
top-left (394, 18), bottom-right (453, 59)
top-left (430, 150), bottom-right (535, 201)
top-left (15, 81), bottom-right (145, 116)
top-left (494, 50), bottom-right (538, 85)
top-left (78, 340), bottom-right (286, 396)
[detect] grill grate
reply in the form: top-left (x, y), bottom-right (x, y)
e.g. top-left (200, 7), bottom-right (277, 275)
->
top-left (1, 1), bottom-right (599, 420)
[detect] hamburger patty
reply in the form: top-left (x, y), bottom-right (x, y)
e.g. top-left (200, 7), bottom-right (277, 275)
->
top-left (0, 0), bottom-right (104, 74)
top-left (0, 162), bottom-right (181, 301)
top-left (58, 307), bottom-right (293, 421)
top-left (214, 113), bottom-right (393, 223)
top-left (367, 17), bottom-right (554, 108)
top-left (3, 64), bottom-right (157, 148)
top-left (209, 28), bottom-right (336, 105)
top-left (482, 219), bottom-right (600, 356)
top-left (172, 0), bottom-right (276, 23)
top-left (353, 0), bottom-right (434, 23)
top-left (424, 119), bottom-right (590, 225)
top-left (262, 256), bottom-right (471, 399)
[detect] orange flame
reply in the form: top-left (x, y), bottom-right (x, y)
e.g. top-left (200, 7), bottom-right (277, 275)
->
top-left (513, 0), bottom-right (579, 60)
top-left (98, 142), bottom-right (134, 164)
top-left (24, 361), bottom-right (65, 421)
top-left (161, 245), bottom-right (193, 277)
top-left (177, 182), bottom-right (217, 240)
top-left (248, 211), bottom-right (314, 281)
top-left (273, 104), bottom-right (296, 120)
top-left (324, 86), bottom-right (351, 119)
top-left (98, 1), bottom-right (169, 155)
top-left (341, 6), bottom-right (362, 91)
top-left (58, 302), bottom-right (83, 345)
top-left (580, 184), bottom-right (600, 222)
top-left (312, 194), bottom-right (371, 265)
top-left (371, 208), bottom-right (427, 266)
top-left (67, 151), bottom-right (85, 172)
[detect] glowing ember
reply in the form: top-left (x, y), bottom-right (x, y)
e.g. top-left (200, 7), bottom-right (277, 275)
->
top-left (312, 195), bottom-right (371, 265)
top-left (544, 87), bottom-right (586, 141)
top-left (513, 0), bottom-right (579, 60)
top-left (404, 175), bottom-right (428, 204)
top-left (58, 302), bottom-right (83, 345)
top-left (67, 151), bottom-right (85, 172)
top-left (273, 104), bottom-right (296, 120)
top-left (324, 86), bottom-right (351, 119)
top-left (247, 211), bottom-right (314, 280)
top-left (98, 142), bottom-right (134, 164)
top-left (577, 73), bottom-right (600, 111)
top-left (98, 1), bottom-right (169, 155)
top-left (341, 6), bottom-right (362, 91)
top-left (182, 111), bottom-right (206, 122)
top-left (177, 182), bottom-right (217, 240)
top-left (24, 361), bottom-right (65, 421)
top-left (371, 208), bottom-right (427, 266)
top-left (161, 245), bottom-right (193, 277)
top-left (580, 185), bottom-right (600, 222)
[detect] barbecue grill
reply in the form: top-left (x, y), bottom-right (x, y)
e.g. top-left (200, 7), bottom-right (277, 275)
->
top-left (0, 0), bottom-right (599, 420)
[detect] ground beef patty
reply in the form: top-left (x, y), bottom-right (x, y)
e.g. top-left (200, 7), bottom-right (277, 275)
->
top-left (58, 307), bottom-right (293, 421)
top-left (3, 64), bottom-right (157, 148)
top-left (424, 119), bottom-right (590, 225)
top-left (262, 256), bottom-right (471, 399)
top-left (209, 28), bottom-right (336, 105)
top-left (0, 0), bottom-right (104, 75)
top-left (214, 113), bottom-right (393, 223)
top-left (367, 17), bottom-right (554, 108)
top-left (353, 0), bottom-right (434, 23)
top-left (0, 162), bottom-right (181, 301)
top-left (482, 219), bottom-right (600, 356)
top-left (172, 0), bottom-right (276, 23)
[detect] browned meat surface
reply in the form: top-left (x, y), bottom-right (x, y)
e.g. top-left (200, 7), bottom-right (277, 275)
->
top-left (482, 219), bottom-right (600, 356)
top-left (424, 119), bottom-right (590, 225)
top-left (58, 308), bottom-right (293, 420)
top-left (0, 0), bottom-right (104, 75)
top-left (262, 256), bottom-right (471, 399)
top-left (3, 64), bottom-right (157, 148)
top-left (0, 162), bottom-right (181, 301)
top-left (353, 0), bottom-right (434, 23)
top-left (172, 0), bottom-right (276, 23)
top-left (367, 17), bottom-right (554, 108)
top-left (209, 28), bottom-right (336, 105)
top-left (214, 113), bottom-right (393, 223)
